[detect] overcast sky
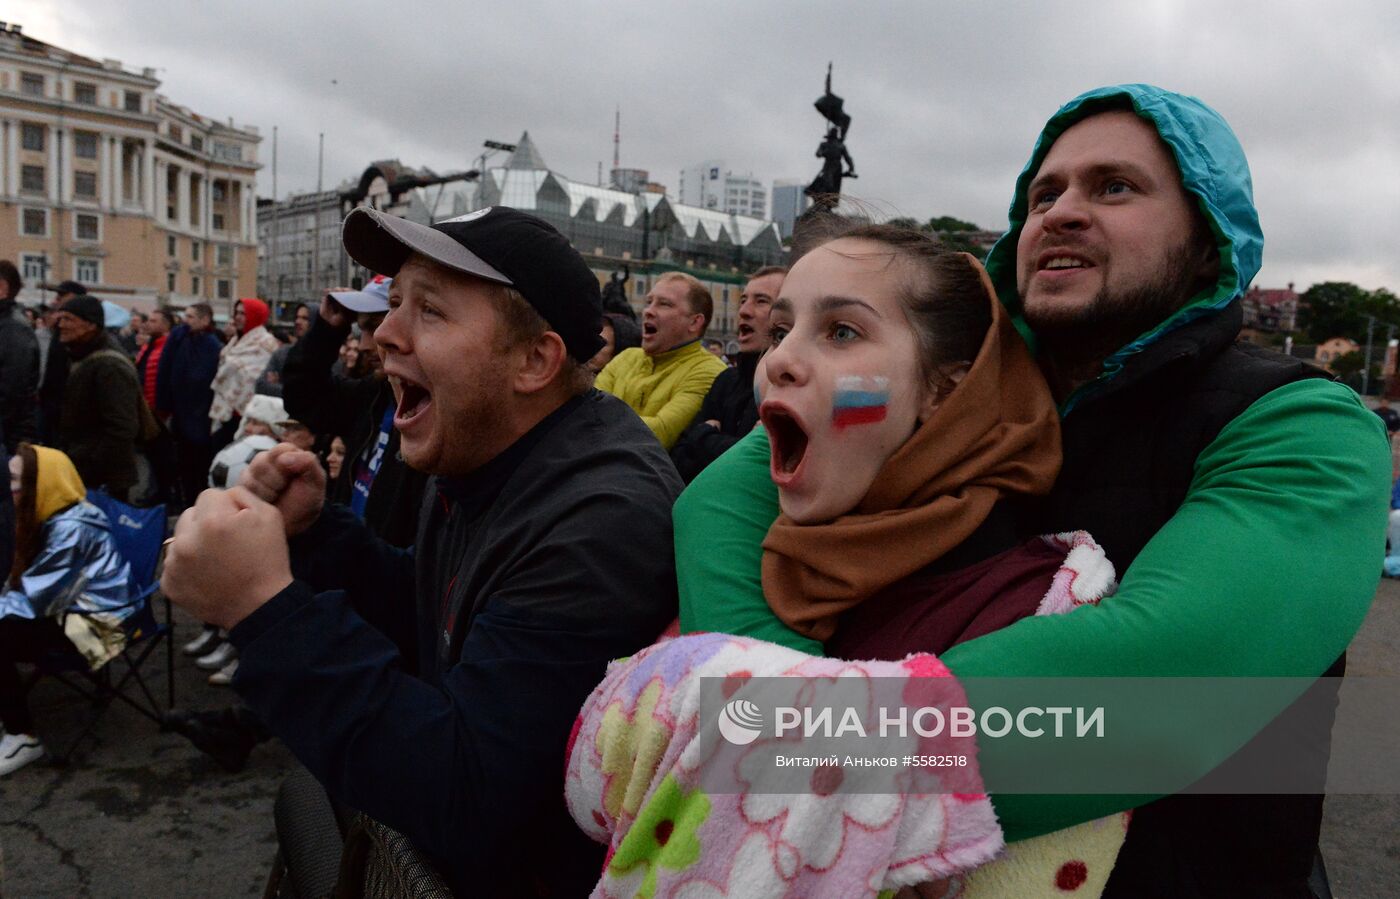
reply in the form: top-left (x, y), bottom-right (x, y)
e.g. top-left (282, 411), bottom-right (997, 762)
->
top-left (26, 0), bottom-right (1400, 292)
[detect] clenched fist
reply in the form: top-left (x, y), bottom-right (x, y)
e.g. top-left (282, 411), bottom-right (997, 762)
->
top-left (238, 443), bottom-right (326, 537)
top-left (161, 487), bottom-right (294, 630)
top-left (319, 290), bottom-right (353, 331)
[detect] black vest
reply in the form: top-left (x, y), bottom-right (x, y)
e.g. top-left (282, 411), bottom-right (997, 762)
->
top-left (1029, 302), bottom-right (1338, 898)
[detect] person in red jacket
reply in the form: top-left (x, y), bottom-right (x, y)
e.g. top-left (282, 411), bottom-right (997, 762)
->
top-left (134, 308), bottom-right (172, 409)
top-left (132, 307), bottom-right (177, 505)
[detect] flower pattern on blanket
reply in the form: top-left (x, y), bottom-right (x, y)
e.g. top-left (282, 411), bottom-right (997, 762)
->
top-left (567, 633), bottom-right (1003, 898)
top-left (609, 774), bottom-right (712, 898)
top-left (566, 531), bottom-right (1130, 898)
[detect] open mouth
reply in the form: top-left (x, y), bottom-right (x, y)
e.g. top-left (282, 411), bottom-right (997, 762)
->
top-left (737, 324), bottom-right (755, 339)
top-left (643, 322), bottom-right (658, 338)
top-left (389, 374), bottom-right (433, 428)
top-left (760, 402), bottom-right (810, 483)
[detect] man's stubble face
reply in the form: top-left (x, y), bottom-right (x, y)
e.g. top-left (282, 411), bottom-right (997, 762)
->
top-left (641, 278), bottom-right (704, 356)
top-left (1025, 236), bottom-right (1205, 362)
top-left (737, 272), bottom-right (784, 353)
top-left (1015, 110), bottom-right (1216, 365)
top-left (57, 312), bottom-right (98, 345)
top-left (376, 256), bottom-right (517, 477)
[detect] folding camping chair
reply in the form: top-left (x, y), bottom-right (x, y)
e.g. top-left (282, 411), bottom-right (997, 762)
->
top-left (27, 492), bottom-right (173, 763)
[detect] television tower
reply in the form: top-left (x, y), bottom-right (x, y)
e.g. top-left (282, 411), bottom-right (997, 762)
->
top-left (613, 106), bottom-right (621, 169)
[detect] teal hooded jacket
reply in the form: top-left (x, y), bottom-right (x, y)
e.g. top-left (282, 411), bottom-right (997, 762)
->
top-left (672, 85), bottom-right (1390, 839)
top-left (983, 84), bottom-right (1263, 414)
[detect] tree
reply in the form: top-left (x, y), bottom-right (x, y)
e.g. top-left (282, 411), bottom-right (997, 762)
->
top-left (925, 215), bottom-right (980, 233)
top-left (1298, 282), bottom-right (1372, 343)
top-left (876, 215), bottom-right (989, 258)
top-left (934, 231), bottom-right (990, 260)
top-left (1370, 288), bottom-right (1400, 323)
top-left (1332, 350), bottom-right (1365, 380)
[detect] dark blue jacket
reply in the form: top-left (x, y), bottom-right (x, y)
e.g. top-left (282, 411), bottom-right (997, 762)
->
top-left (0, 420), bottom-right (11, 587)
top-left (670, 351), bottom-right (761, 483)
top-left (229, 390), bottom-right (682, 896)
top-left (0, 299), bottom-right (38, 452)
top-left (155, 323), bottom-right (222, 445)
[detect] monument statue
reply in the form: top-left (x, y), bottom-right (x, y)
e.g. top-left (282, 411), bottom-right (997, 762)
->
top-left (806, 63), bottom-right (857, 206)
top-left (600, 265), bottom-right (635, 320)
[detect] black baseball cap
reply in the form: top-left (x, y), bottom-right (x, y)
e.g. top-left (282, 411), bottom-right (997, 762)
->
top-left (341, 206), bottom-right (604, 362)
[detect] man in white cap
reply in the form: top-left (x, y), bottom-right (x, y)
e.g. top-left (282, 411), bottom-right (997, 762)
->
top-left (280, 275), bottom-right (425, 547)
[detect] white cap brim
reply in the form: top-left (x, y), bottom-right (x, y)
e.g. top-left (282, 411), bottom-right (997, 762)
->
top-left (327, 288), bottom-right (389, 313)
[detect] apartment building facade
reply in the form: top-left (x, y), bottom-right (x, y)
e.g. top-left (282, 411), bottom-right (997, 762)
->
top-left (678, 159), bottom-right (766, 218)
top-left (0, 23), bottom-right (259, 313)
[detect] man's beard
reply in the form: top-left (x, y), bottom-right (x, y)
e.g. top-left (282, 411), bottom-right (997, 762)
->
top-left (1024, 239), bottom-right (1205, 371)
top-left (432, 362), bottom-right (516, 477)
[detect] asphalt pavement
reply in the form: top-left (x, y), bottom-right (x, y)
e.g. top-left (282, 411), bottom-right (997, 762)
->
top-left (0, 604), bottom-right (295, 898)
top-left (2, 588), bottom-right (1399, 898)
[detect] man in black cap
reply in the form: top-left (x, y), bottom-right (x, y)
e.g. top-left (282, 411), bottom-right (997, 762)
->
top-left (162, 206), bottom-right (682, 895)
top-left (56, 294), bottom-right (141, 501)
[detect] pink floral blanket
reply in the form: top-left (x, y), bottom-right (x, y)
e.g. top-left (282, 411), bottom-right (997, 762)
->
top-left (565, 532), bottom-right (1123, 898)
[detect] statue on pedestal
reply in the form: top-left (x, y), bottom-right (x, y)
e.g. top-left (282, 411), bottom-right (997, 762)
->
top-left (806, 63), bottom-right (857, 207)
top-left (601, 265), bottom-right (635, 320)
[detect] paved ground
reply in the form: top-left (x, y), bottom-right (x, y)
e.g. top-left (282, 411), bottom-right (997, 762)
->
top-left (0, 605), bottom-right (295, 898)
top-left (1316, 577), bottom-right (1400, 899)
top-left (2, 589), bottom-right (1399, 898)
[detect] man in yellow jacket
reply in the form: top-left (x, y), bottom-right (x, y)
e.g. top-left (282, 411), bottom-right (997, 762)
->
top-left (595, 272), bottom-right (727, 449)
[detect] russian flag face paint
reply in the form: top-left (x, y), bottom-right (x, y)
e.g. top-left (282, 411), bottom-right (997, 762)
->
top-left (831, 375), bottom-right (890, 430)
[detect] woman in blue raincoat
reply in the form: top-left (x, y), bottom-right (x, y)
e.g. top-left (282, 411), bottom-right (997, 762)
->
top-left (1, 444), bottom-right (131, 776)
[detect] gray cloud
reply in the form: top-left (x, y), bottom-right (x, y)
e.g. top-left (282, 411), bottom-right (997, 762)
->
top-left (29, 0), bottom-right (1400, 290)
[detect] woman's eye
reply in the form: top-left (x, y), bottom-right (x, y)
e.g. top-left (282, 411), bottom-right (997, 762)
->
top-left (770, 325), bottom-right (788, 345)
top-left (831, 324), bottom-right (859, 342)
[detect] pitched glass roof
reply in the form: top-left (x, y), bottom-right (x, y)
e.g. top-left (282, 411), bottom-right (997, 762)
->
top-left (479, 131), bottom-right (781, 248)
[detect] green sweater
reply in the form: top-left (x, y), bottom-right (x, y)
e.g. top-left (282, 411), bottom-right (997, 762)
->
top-left (675, 378), bottom-right (1390, 839)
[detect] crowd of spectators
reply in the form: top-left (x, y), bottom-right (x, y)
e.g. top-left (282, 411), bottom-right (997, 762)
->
top-left (0, 273), bottom-right (384, 703)
top-left (0, 278), bottom-right (373, 511)
top-left (1, 81), bottom-right (1392, 898)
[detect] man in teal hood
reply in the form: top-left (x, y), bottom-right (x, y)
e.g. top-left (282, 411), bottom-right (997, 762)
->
top-left (969, 82), bottom-right (1390, 897)
top-left (671, 84), bottom-right (1391, 896)
top-left (984, 84), bottom-right (1262, 412)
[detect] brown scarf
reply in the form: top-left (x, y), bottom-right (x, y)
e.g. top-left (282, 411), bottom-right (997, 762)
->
top-left (761, 257), bottom-right (1061, 642)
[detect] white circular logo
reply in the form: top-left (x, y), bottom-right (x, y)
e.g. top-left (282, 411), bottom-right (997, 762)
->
top-left (718, 698), bottom-right (764, 745)
top-left (442, 207), bottom-right (492, 224)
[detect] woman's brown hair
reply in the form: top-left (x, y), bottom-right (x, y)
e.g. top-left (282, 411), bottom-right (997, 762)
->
top-left (9, 443), bottom-right (40, 586)
top-left (791, 213), bottom-right (992, 395)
